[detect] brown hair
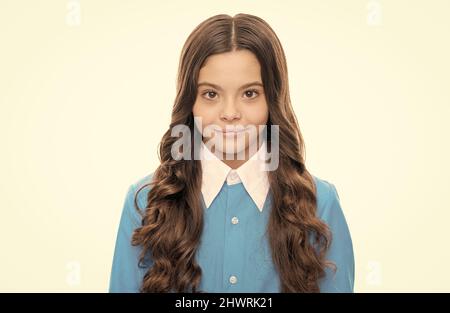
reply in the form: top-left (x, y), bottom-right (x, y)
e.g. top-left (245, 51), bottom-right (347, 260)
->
top-left (131, 13), bottom-right (335, 292)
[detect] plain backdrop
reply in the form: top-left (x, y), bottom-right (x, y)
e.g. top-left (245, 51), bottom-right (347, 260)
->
top-left (1, 0), bottom-right (449, 292)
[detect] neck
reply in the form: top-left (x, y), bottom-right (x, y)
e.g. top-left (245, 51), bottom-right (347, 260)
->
top-left (221, 157), bottom-right (248, 169)
top-left (213, 142), bottom-right (263, 169)
top-left (201, 137), bottom-right (265, 170)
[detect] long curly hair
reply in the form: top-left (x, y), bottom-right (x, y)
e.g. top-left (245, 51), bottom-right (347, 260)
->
top-left (131, 13), bottom-right (335, 292)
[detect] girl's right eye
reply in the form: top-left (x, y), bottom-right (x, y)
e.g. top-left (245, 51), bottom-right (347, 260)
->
top-left (202, 90), bottom-right (217, 100)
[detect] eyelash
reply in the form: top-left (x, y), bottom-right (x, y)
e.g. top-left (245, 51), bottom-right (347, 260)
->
top-left (201, 89), bottom-right (260, 101)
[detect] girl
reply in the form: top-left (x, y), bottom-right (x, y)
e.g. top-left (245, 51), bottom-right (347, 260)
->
top-left (109, 13), bottom-right (354, 293)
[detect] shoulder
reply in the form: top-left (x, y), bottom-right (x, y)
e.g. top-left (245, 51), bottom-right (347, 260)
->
top-left (311, 174), bottom-right (354, 292)
top-left (311, 174), bottom-right (342, 221)
top-left (130, 172), bottom-right (155, 194)
top-left (126, 172), bottom-right (156, 216)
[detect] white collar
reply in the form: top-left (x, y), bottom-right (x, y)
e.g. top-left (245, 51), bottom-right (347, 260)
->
top-left (199, 140), bottom-right (270, 212)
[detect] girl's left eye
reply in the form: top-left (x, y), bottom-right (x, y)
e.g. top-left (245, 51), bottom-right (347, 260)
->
top-left (244, 89), bottom-right (259, 99)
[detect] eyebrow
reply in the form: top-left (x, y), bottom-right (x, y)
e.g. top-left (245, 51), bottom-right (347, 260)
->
top-left (197, 81), bottom-right (264, 91)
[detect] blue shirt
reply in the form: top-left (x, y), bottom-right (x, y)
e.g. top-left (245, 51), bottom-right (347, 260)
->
top-left (109, 172), bottom-right (355, 292)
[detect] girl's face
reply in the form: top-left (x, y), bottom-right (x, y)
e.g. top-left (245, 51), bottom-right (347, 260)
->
top-left (192, 49), bottom-right (269, 164)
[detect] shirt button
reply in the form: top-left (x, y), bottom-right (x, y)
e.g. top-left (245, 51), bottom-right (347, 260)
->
top-left (229, 275), bottom-right (238, 284)
top-left (229, 171), bottom-right (238, 180)
top-left (231, 216), bottom-right (239, 225)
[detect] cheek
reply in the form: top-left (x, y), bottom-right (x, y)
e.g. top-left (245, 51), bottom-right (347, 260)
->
top-left (244, 103), bottom-right (269, 126)
top-left (192, 102), bottom-right (216, 135)
top-left (193, 102), bottom-right (210, 120)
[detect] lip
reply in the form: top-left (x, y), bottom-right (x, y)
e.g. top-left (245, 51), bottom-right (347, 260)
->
top-left (214, 126), bottom-right (248, 134)
top-left (215, 129), bottom-right (245, 138)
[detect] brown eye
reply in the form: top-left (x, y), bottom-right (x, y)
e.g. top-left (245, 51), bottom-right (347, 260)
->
top-left (244, 89), bottom-right (259, 99)
top-left (202, 90), bottom-right (217, 100)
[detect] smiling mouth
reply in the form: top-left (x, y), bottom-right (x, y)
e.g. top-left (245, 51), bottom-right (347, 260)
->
top-left (214, 126), bottom-right (248, 134)
top-left (214, 130), bottom-right (247, 137)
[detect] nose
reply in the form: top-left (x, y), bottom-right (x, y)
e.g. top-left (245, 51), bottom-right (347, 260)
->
top-left (220, 100), bottom-right (241, 122)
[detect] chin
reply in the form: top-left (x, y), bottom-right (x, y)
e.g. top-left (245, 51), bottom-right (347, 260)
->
top-left (216, 142), bottom-right (247, 155)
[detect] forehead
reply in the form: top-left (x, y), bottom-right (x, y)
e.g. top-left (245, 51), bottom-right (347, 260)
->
top-left (198, 50), bottom-right (262, 84)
